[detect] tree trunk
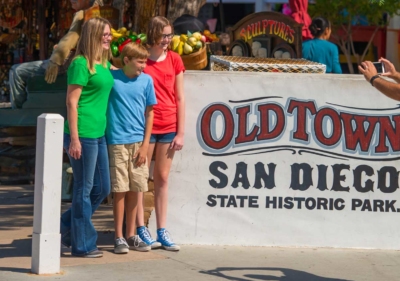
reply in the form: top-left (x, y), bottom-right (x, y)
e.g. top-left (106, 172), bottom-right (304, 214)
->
top-left (133, 0), bottom-right (168, 33)
top-left (167, 0), bottom-right (207, 22)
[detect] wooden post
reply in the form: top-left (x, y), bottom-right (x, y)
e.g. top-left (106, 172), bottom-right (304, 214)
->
top-left (31, 114), bottom-right (64, 275)
top-left (37, 0), bottom-right (47, 60)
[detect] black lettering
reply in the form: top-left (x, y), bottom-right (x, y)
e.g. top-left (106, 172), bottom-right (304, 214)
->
top-left (226, 196), bottom-right (238, 208)
top-left (249, 196), bottom-right (259, 208)
top-left (353, 165), bottom-right (374, 193)
top-left (317, 197), bottom-right (328, 210)
top-left (266, 196), bottom-right (277, 208)
top-left (231, 162), bottom-right (250, 189)
top-left (385, 200), bottom-right (397, 212)
top-left (331, 164), bottom-right (350, 192)
top-left (206, 194), bottom-right (217, 207)
top-left (237, 196), bottom-right (248, 208)
top-left (284, 197), bottom-right (294, 209)
top-left (317, 165), bottom-right (328, 191)
top-left (305, 198), bottom-right (316, 210)
top-left (290, 163), bottom-right (313, 191)
top-left (209, 161), bottom-right (228, 188)
top-left (217, 195), bottom-right (229, 207)
top-left (378, 166), bottom-right (399, 193)
top-left (361, 199), bottom-right (372, 212)
top-left (253, 162), bottom-right (276, 189)
top-left (373, 200), bottom-right (384, 212)
top-left (352, 198), bottom-right (362, 210)
top-left (293, 197), bottom-right (306, 209)
top-left (334, 198), bottom-right (345, 210)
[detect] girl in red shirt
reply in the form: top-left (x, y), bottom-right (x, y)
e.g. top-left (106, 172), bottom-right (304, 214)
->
top-left (136, 16), bottom-right (185, 251)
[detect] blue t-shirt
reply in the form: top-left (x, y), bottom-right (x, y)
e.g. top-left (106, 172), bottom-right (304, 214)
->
top-left (302, 39), bottom-right (342, 74)
top-left (106, 70), bottom-right (157, 145)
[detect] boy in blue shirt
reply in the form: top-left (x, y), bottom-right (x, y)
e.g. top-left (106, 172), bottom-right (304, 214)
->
top-left (106, 42), bottom-right (158, 254)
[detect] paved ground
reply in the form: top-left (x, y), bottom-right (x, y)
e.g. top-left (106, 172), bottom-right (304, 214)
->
top-left (1, 185), bottom-right (400, 281)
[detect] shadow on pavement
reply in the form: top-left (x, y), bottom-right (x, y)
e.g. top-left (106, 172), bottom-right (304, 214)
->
top-left (200, 267), bottom-right (352, 281)
top-left (0, 238), bottom-right (31, 258)
top-left (0, 267), bottom-right (31, 274)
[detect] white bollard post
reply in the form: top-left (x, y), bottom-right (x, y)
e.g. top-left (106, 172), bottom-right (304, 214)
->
top-left (31, 114), bottom-right (64, 275)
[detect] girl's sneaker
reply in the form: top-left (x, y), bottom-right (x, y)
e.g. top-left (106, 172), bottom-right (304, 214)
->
top-left (137, 226), bottom-right (162, 249)
top-left (127, 235), bottom-right (151, 252)
top-left (156, 228), bottom-right (180, 251)
top-left (114, 237), bottom-right (129, 254)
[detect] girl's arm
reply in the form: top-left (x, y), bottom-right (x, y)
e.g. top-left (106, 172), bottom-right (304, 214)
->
top-left (170, 71), bottom-right (185, 150)
top-left (66, 84), bottom-right (82, 159)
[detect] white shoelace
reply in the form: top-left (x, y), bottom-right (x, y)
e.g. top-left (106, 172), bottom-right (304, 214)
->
top-left (116, 237), bottom-right (128, 247)
top-left (142, 228), bottom-right (155, 242)
top-left (160, 230), bottom-right (174, 244)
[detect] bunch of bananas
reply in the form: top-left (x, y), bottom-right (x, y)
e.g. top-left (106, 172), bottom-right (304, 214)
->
top-left (171, 31), bottom-right (206, 56)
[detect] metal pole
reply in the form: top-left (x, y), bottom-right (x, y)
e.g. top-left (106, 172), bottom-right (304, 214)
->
top-left (219, 0), bottom-right (225, 32)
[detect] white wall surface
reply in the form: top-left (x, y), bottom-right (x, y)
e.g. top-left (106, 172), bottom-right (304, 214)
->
top-left (149, 71), bottom-right (400, 249)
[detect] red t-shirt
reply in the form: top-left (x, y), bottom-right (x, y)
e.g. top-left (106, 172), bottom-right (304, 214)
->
top-left (144, 51), bottom-right (185, 134)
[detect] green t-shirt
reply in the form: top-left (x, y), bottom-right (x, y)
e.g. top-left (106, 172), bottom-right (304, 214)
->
top-left (64, 56), bottom-right (114, 138)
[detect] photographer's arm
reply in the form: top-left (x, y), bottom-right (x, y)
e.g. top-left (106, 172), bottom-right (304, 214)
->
top-left (359, 61), bottom-right (400, 102)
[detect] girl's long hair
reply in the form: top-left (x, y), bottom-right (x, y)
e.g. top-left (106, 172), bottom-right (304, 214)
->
top-left (74, 17), bottom-right (112, 73)
top-left (146, 16), bottom-right (173, 47)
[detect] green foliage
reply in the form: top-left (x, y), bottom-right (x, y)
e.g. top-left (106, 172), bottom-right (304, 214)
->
top-left (309, 0), bottom-right (400, 73)
top-left (309, 0), bottom-right (400, 28)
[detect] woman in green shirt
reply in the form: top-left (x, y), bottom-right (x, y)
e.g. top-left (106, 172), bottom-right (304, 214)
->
top-left (60, 17), bottom-right (114, 258)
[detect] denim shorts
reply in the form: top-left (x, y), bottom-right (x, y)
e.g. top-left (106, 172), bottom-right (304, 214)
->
top-left (150, 132), bottom-right (176, 143)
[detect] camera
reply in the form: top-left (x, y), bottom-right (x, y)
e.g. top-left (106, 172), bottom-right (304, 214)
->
top-left (372, 62), bottom-right (385, 74)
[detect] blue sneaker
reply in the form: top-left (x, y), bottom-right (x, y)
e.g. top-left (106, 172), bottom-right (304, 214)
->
top-left (137, 226), bottom-right (162, 249)
top-left (157, 228), bottom-right (180, 251)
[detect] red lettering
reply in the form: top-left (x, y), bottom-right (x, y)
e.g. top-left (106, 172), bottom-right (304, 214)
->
top-left (257, 104), bottom-right (285, 140)
top-left (284, 25), bottom-right (290, 41)
top-left (279, 23), bottom-right (286, 39)
top-left (262, 20), bottom-right (269, 34)
top-left (288, 28), bottom-right (295, 44)
top-left (375, 115), bottom-right (400, 153)
top-left (287, 100), bottom-right (317, 142)
top-left (273, 22), bottom-right (281, 35)
top-left (201, 104), bottom-right (234, 150)
top-left (314, 108), bottom-right (342, 146)
top-left (235, 106), bottom-right (259, 144)
top-left (268, 20), bottom-right (276, 34)
top-left (240, 28), bottom-right (247, 41)
top-left (247, 25), bottom-right (252, 40)
top-left (341, 113), bottom-right (379, 152)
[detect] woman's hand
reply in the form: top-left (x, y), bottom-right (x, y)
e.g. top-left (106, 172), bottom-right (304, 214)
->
top-left (69, 139), bottom-right (82, 160)
top-left (170, 134), bottom-right (184, 151)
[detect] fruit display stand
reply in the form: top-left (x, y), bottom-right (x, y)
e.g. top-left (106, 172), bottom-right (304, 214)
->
top-left (181, 45), bottom-right (208, 70)
top-left (210, 56), bottom-right (326, 74)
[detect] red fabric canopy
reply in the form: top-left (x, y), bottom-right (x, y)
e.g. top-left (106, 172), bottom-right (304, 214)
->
top-left (289, 0), bottom-right (313, 40)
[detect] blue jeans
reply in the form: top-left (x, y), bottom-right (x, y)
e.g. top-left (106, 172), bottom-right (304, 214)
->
top-left (150, 132), bottom-right (176, 143)
top-left (61, 134), bottom-right (111, 256)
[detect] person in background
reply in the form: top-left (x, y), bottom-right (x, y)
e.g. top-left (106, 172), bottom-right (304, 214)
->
top-left (302, 17), bottom-right (342, 74)
top-left (106, 42), bottom-right (157, 254)
top-left (359, 58), bottom-right (400, 101)
top-left (135, 16), bottom-right (185, 251)
top-left (60, 17), bottom-right (114, 258)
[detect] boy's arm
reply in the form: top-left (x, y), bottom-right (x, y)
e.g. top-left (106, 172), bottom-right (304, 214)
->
top-left (134, 105), bottom-right (154, 166)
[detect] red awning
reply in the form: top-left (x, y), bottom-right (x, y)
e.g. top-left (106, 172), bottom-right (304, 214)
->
top-left (289, 0), bottom-right (313, 40)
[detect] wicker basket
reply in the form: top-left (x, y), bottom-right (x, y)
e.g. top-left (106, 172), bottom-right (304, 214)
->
top-left (210, 56), bottom-right (326, 74)
top-left (181, 45), bottom-right (208, 70)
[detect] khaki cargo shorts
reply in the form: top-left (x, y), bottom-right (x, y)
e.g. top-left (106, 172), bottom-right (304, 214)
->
top-left (108, 142), bottom-right (149, 193)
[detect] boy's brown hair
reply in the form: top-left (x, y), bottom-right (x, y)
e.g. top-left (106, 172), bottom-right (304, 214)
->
top-left (120, 42), bottom-right (149, 66)
top-left (146, 16), bottom-right (174, 47)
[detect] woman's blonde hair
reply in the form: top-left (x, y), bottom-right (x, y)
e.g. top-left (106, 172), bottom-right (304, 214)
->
top-left (120, 43), bottom-right (149, 66)
top-left (146, 16), bottom-right (173, 47)
top-left (74, 17), bottom-right (112, 73)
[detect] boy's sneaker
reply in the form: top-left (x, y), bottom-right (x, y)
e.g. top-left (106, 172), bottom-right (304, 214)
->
top-left (137, 226), bottom-right (162, 249)
top-left (156, 228), bottom-right (180, 251)
top-left (127, 235), bottom-right (151, 252)
top-left (114, 237), bottom-right (129, 254)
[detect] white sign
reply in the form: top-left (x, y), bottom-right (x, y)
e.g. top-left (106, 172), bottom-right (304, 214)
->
top-left (150, 72), bottom-right (400, 249)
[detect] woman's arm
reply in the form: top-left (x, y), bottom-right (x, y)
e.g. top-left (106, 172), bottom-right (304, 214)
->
top-left (170, 71), bottom-right (185, 150)
top-left (66, 84), bottom-right (82, 159)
